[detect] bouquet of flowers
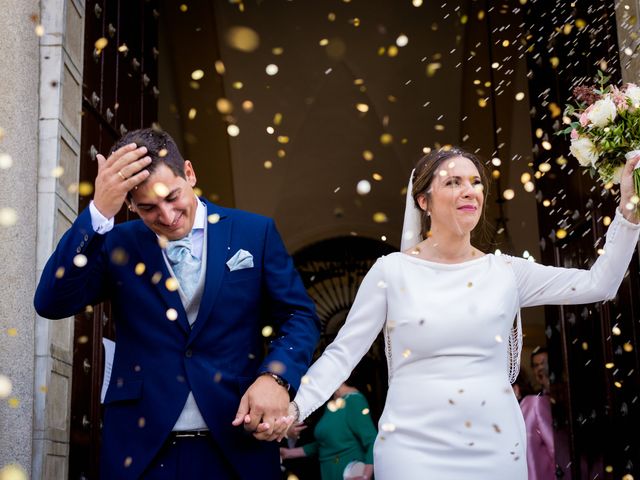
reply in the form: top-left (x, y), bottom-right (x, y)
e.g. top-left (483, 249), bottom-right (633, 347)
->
top-left (561, 72), bottom-right (640, 195)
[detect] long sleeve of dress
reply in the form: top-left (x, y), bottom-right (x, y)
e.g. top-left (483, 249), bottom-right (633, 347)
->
top-left (507, 209), bottom-right (640, 308)
top-left (294, 258), bottom-right (388, 421)
top-left (345, 393), bottom-right (377, 465)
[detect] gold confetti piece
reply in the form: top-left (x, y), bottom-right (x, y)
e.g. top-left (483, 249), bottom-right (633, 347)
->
top-left (402, 349), bottom-right (411, 358)
top-left (349, 17), bottom-right (361, 27)
top-left (151, 272), bottom-right (162, 284)
top-left (153, 182), bottom-right (169, 198)
top-left (538, 163), bottom-right (551, 173)
top-left (301, 375), bottom-right (310, 385)
top-left (622, 474), bottom-right (634, 480)
top-left (605, 362), bottom-right (615, 369)
top-left (363, 150), bottom-right (374, 161)
top-left (272, 47), bottom-right (283, 55)
top-left (225, 26), bottom-right (260, 52)
top-left (434, 124), bottom-right (445, 131)
top-left (214, 60), bottom-right (226, 75)
top-left (605, 466), bottom-right (614, 473)
top-left (520, 173), bottom-right (531, 184)
top-left (614, 381), bottom-right (623, 388)
top-left (495, 335), bottom-right (503, 343)
top-left (356, 103), bottom-right (369, 113)
top-left (7, 328), bottom-right (17, 337)
top-left (232, 81), bottom-right (243, 89)
top-left (0, 375), bottom-right (12, 398)
top-left (165, 277), bottom-right (179, 292)
top-left (73, 254), bottom-right (88, 268)
top-left (51, 165), bottom-right (63, 177)
top-left (214, 372), bottom-right (222, 382)
top-left (0, 207), bottom-right (17, 226)
top-left (467, 282), bottom-right (473, 288)
top-left (179, 3), bottom-right (188, 12)
top-left (412, 0), bottom-right (423, 5)
top-left (319, 38), bottom-right (329, 46)
top-left (111, 248), bottom-right (128, 266)
top-left (273, 113), bottom-right (283, 125)
top-left (241, 100), bottom-right (253, 112)
top-left (94, 37), bottom-right (108, 52)
top-left (524, 182), bottom-right (535, 193)
top-left (124, 456), bottom-right (133, 468)
top-left (193, 187), bottom-right (203, 197)
top-left (426, 62), bottom-right (442, 77)
top-left (265, 64), bottom-right (279, 76)
top-left (581, 342), bottom-right (589, 351)
top-left (0, 464), bottom-right (27, 480)
top-left (381, 423), bottom-right (396, 432)
top-left (55, 266), bottom-right (65, 279)
top-left (612, 326), bottom-right (621, 336)
top-left (263, 160), bottom-right (273, 169)
top-left (267, 360), bottom-right (285, 375)
top-left (387, 45), bottom-right (398, 57)
top-left (361, 408), bottom-right (370, 415)
top-left (623, 342), bottom-right (633, 352)
top-left (118, 43), bottom-right (129, 53)
top-left (575, 18), bottom-right (587, 29)
top-left (335, 397), bottom-right (346, 409)
top-left (373, 212), bottom-right (388, 223)
top-left (138, 417), bottom-right (146, 428)
top-left (287, 474), bottom-right (300, 480)
top-left (157, 236), bottom-right (168, 249)
top-left (502, 189), bottom-right (515, 200)
top-left (166, 308), bottom-right (178, 321)
top-left (327, 400), bottom-right (338, 412)
top-left (556, 228), bottom-right (567, 240)
top-left (372, 173), bottom-right (383, 181)
top-left (158, 148), bottom-right (167, 158)
top-left (261, 325), bottom-right (273, 337)
top-left (380, 133), bottom-right (393, 145)
top-left (277, 149), bottom-right (286, 158)
top-left (188, 108), bottom-right (197, 120)
top-left (227, 125), bottom-right (240, 137)
top-left (8, 397), bottom-right (20, 408)
top-left (548, 103), bottom-right (561, 118)
top-left (78, 182), bottom-right (94, 196)
top-left (191, 70), bottom-right (204, 81)
top-left (34, 24), bottom-right (45, 37)
top-left (39, 385), bottom-right (48, 393)
top-left (0, 153), bottom-right (13, 169)
top-left (277, 135), bottom-right (289, 144)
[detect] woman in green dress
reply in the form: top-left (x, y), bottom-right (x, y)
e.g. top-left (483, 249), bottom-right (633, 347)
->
top-left (280, 382), bottom-right (377, 480)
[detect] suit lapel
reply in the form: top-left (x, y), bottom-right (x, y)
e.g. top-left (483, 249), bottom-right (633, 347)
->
top-left (187, 201), bottom-right (231, 345)
top-left (134, 224), bottom-right (191, 334)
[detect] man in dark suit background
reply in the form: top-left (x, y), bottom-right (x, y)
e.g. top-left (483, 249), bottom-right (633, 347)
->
top-left (34, 128), bottom-right (320, 479)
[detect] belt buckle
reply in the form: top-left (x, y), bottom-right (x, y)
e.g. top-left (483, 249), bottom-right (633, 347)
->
top-left (173, 430), bottom-right (208, 438)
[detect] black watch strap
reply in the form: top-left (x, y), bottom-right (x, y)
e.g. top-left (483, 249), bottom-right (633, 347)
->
top-left (262, 372), bottom-right (290, 391)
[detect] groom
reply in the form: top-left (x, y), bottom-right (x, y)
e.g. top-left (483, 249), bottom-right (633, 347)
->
top-left (34, 128), bottom-right (319, 479)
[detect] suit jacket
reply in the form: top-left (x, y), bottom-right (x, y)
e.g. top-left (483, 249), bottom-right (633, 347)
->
top-left (34, 199), bottom-right (320, 479)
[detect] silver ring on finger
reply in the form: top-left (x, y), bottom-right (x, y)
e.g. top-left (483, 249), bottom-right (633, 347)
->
top-left (118, 170), bottom-right (127, 181)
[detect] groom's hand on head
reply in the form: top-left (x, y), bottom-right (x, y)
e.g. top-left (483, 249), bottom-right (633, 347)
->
top-left (93, 143), bottom-right (152, 218)
top-left (232, 374), bottom-right (292, 441)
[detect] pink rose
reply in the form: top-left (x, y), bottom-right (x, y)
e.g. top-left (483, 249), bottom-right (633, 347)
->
top-left (570, 129), bottom-right (579, 139)
top-left (579, 109), bottom-right (590, 127)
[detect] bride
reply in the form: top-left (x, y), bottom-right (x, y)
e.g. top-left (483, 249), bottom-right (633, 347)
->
top-left (285, 147), bottom-right (640, 479)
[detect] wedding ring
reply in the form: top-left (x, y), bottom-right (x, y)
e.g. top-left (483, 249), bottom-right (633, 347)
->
top-left (118, 170), bottom-right (127, 181)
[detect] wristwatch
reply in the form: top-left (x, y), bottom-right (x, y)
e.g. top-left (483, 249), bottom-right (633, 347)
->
top-left (261, 372), bottom-right (290, 391)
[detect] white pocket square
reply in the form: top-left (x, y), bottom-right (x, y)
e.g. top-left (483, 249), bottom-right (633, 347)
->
top-left (226, 249), bottom-right (254, 271)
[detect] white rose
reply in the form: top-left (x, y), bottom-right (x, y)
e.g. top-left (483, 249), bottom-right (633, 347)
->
top-left (587, 97), bottom-right (617, 127)
top-left (611, 164), bottom-right (625, 184)
top-left (569, 137), bottom-right (599, 167)
top-left (626, 84), bottom-right (640, 109)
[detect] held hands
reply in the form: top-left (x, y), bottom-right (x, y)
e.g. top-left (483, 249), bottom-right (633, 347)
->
top-left (93, 143), bottom-right (152, 219)
top-left (232, 374), bottom-right (294, 441)
top-left (619, 151), bottom-right (640, 224)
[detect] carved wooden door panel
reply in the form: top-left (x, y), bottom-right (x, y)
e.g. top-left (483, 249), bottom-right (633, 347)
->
top-left (70, 1), bottom-right (158, 478)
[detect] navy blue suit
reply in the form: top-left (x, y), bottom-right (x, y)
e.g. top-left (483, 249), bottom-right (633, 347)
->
top-left (34, 200), bottom-right (320, 479)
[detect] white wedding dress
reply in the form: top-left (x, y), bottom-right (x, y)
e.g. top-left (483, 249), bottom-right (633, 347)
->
top-left (294, 210), bottom-right (639, 479)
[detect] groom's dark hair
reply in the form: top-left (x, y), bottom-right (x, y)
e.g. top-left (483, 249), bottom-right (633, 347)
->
top-left (111, 127), bottom-right (186, 180)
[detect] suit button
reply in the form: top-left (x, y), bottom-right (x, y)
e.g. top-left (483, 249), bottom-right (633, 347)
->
top-left (185, 349), bottom-right (193, 358)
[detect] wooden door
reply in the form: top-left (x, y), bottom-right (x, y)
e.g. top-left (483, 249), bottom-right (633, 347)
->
top-left (70, 1), bottom-right (159, 478)
top-left (523, 1), bottom-right (640, 478)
